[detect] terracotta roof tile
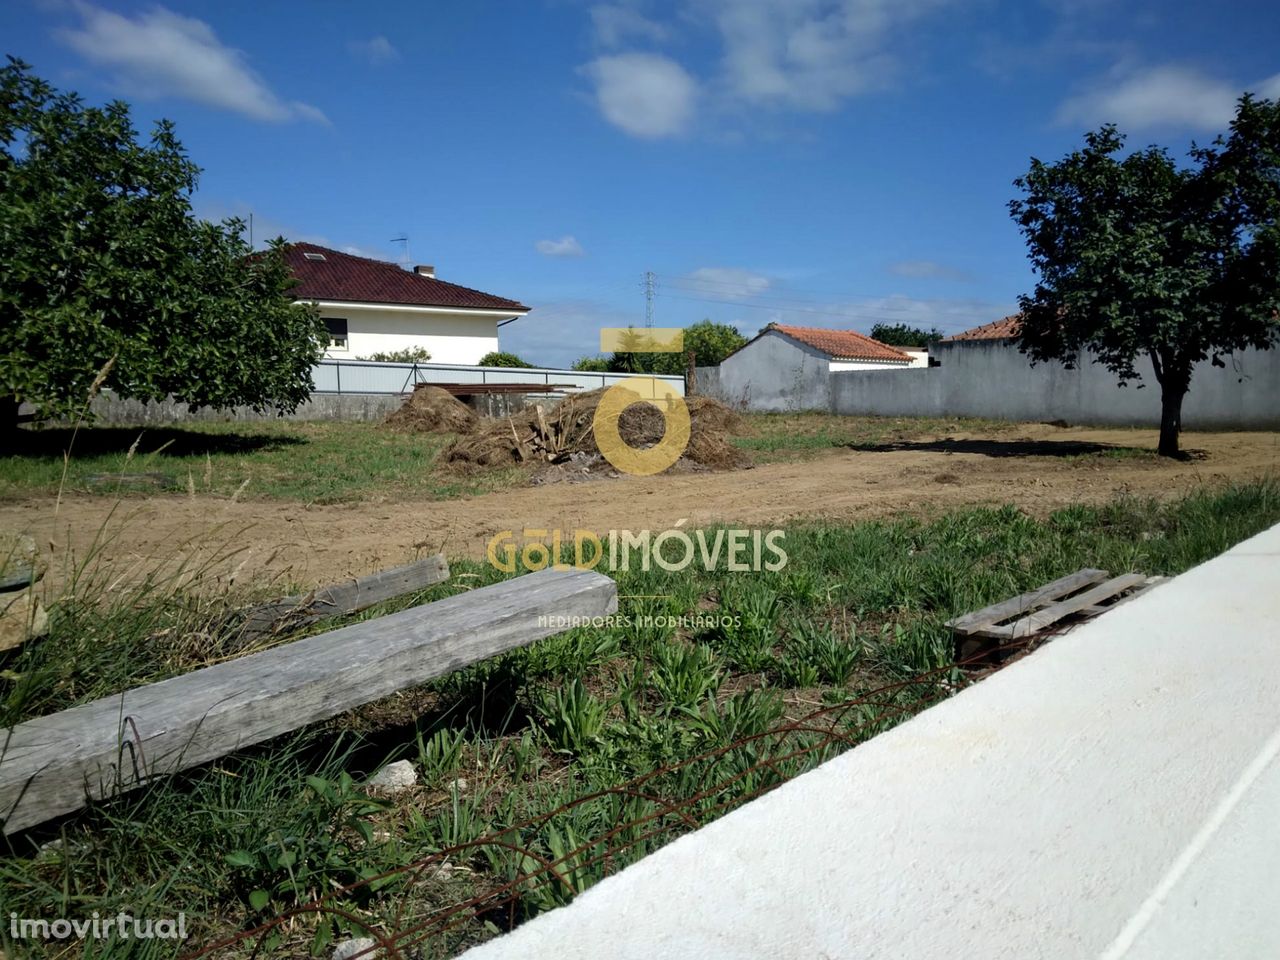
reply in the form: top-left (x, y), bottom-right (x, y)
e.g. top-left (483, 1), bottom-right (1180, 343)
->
top-left (943, 315), bottom-right (1022, 341)
top-left (769, 324), bottom-right (912, 362)
top-left (284, 243), bottom-right (529, 313)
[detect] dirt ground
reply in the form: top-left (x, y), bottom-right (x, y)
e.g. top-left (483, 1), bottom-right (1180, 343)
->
top-left (4, 423), bottom-right (1278, 589)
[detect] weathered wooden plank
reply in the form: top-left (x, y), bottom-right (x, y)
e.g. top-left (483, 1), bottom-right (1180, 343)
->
top-left (0, 568), bottom-right (616, 835)
top-left (235, 554), bottom-right (450, 640)
top-left (946, 569), bottom-right (1110, 634)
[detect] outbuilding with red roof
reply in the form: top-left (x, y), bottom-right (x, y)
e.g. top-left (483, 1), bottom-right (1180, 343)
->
top-left (283, 243), bottom-right (530, 364)
top-left (710, 322), bottom-right (920, 412)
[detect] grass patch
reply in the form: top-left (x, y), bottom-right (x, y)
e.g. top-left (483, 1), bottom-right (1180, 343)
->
top-left (2, 480), bottom-right (1278, 955)
top-left (733, 412), bottom-right (1012, 462)
top-left (0, 421), bottom-right (524, 504)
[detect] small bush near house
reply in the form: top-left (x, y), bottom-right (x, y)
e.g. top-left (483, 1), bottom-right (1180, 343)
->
top-left (358, 346), bottom-right (432, 363)
top-left (479, 351), bottom-right (530, 368)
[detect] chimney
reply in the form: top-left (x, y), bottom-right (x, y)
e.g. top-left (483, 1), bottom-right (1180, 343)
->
top-left (414, 264), bottom-right (435, 278)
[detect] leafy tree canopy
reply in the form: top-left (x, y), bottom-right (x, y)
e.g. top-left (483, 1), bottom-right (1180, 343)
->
top-left (479, 351), bottom-right (531, 368)
top-left (0, 60), bottom-right (325, 429)
top-left (570, 355), bottom-right (611, 372)
top-left (1009, 95), bottom-right (1280, 456)
top-left (609, 320), bottom-right (748, 375)
top-left (869, 323), bottom-right (943, 347)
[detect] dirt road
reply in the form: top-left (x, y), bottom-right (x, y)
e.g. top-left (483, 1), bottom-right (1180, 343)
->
top-left (4, 424), bottom-right (1278, 588)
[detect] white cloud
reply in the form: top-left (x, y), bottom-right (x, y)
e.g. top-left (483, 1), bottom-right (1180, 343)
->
top-left (341, 244), bottom-right (395, 261)
top-left (682, 266), bottom-right (771, 299)
top-left (578, 0), bottom-right (956, 135)
top-left (535, 235), bottom-right (586, 258)
top-left (501, 299), bottom-right (641, 367)
top-left (888, 260), bottom-right (972, 282)
top-left (349, 35), bottom-right (399, 65)
top-left (582, 53), bottom-right (698, 138)
top-left (1057, 65), bottom-right (1280, 131)
top-left (591, 4), bottom-right (668, 47)
top-left (710, 0), bottom-right (949, 112)
top-left (56, 3), bottom-right (327, 123)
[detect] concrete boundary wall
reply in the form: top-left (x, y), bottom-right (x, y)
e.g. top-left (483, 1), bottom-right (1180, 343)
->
top-left (830, 341), bottom-right (1280, 429)
top-left (699, 340), bottom-right (1280, 428)
top-left (84, 392), bottom-right (404, 424)
top-left (464, 522), bottom-right (1280, 960)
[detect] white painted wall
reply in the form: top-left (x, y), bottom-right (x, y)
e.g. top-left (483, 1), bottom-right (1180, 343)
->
top-left (901, 347), bottom-right (930, 368)
top-left (717, 332), bottom-right (832, 411)
top-left (464, 522), bottom-right (1280, 960)
top-left (306, 301), bottom-right (505, 364)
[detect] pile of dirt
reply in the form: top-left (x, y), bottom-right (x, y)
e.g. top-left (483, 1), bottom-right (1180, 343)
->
top-left (446, 388), bottom-right (749, 472)
top-left (383, 385), bottom-right (479, 435)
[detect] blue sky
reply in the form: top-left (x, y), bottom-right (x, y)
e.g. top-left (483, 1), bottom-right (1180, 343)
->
top-left (4, 0), bottom-right (1278, 366)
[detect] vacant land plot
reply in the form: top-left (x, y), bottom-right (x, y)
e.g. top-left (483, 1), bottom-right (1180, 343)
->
top-left (4, 479), bottom-right (1279, 957)
top-left (2, 416), bottom-right (1277, 588)
top-left (3, 412), bottom-right (1279, 957)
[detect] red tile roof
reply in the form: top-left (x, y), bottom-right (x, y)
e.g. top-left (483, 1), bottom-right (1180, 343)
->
top-left (943, 315), bottom-right (1022, 341)
top-left (768, 324), bottom-right (913, 362)
top-left (283, 243), bottom-right (529, 313)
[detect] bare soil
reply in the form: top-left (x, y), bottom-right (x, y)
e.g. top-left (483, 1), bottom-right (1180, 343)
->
top-left (5, 424), bottom-right (1278, 589)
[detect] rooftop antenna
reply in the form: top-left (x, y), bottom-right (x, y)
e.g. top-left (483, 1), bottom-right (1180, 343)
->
top-left (390, 236), bottom-right (410, 268)
top-left (248, 212), bottom-right (254, 249)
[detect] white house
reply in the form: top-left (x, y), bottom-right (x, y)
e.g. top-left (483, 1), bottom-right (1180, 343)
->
top-left (709, 323), bottom-right (917, 411)
top-left (284, 243), bottom-right (530, 364)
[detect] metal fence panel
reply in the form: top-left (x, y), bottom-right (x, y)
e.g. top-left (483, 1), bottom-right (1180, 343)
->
top-left (312, 360), bottom-right (685, 397)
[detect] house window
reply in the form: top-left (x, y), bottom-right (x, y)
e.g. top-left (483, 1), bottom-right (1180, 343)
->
top-left (323, 317), bottom-right (348, 350)
top-left (304, 252), bottom-right (327, 261)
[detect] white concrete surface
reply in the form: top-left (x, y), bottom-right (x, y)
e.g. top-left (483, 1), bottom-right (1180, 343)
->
top-left (463, 523), bottom-right (1280, 960)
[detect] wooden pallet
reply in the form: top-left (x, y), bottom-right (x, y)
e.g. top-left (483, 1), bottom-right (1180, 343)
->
top-left (947, 569), bottom-right (1166, 663)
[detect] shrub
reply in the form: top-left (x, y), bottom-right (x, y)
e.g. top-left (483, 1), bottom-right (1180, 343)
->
top-left (358, 346), bottom-right (432, 363)
top-left (479, 351), bottom-right (530, 368)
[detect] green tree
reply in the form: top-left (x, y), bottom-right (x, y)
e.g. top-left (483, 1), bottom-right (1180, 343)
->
top-left (570, 355), bottom-right (611, 372)
top-left (870, 323), bottom-right (942, 347)
top-left (1009, 96), bottom-right (1280, 457)
top-left (359, 346), bottom-right (432, 363)
top-left (0, 60), bottom-right (325, 431)
top-left (478, 351), bottom-right (530, 368)
top-left (609, 320), bottom-right (748, 375)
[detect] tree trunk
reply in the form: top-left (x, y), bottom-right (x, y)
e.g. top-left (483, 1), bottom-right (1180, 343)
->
top-left (1158, 380), bottom-right (1187, 459)
top-left (0, 396), bottom-right (19, 443)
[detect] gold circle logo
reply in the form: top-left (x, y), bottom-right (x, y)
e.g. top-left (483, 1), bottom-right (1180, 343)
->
top-left (592, 376), bottom-right (691, 476)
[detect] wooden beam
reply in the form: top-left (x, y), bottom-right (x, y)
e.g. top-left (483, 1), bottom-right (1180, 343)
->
top-left (234, 554), bottom-right (450, 641)
top-left (0, 568), bottom-right (617, 835)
